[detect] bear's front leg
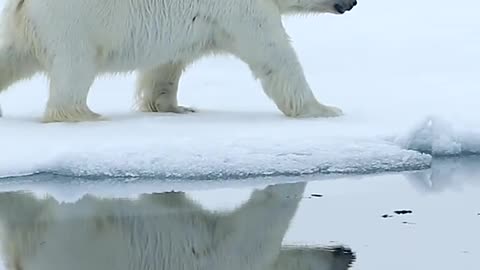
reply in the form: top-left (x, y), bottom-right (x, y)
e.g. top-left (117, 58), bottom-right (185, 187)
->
top-left (135, 62), bottom-right (195, 114)
top-left (210, 182), bottom-right (307, 270)
top-left (43, 53), bottom-right (101, 123)
top-left (231, 20), bottom-right (343, 118)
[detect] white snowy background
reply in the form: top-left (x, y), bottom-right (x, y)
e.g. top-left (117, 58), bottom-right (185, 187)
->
top-left (0, 0), bottom-right (479, 269)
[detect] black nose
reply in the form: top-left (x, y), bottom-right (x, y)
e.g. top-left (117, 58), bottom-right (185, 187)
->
top-left (334, 3), bottom-right (346, 14)
top-left (334, 1), bottom-right (357, 14)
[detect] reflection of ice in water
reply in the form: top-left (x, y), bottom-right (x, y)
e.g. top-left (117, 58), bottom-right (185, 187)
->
top-left (405, 156), bottom-right (480, 193)
top-left (0, 182), bottom-right (355, 270)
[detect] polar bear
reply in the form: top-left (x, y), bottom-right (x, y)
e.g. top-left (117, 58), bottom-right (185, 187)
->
top-left (0, 183), bottom-right (356, 270)
top-left (0, 0), bottom-right (357, 122)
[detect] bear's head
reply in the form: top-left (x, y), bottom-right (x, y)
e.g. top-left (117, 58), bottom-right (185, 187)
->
top-left (276, 0), bottom-right (358, 14)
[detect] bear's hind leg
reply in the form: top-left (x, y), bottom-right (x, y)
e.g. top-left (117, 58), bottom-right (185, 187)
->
top-left (43, 52), bottom-right (100, 123)
top-left (135, 62), bottom-right (195, 114)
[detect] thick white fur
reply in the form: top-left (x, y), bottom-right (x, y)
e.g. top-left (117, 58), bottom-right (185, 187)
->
top-left (0, 183), bottom-right (355, 270)
top-left (0, 0), bottom-right (357, 122)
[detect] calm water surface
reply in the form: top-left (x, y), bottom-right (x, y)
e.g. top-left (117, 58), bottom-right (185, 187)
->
top-left (0, 157), bottom-right (479, 270)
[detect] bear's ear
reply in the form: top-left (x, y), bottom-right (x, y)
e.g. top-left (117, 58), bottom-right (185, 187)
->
top-left (0, 191), bottom-right (55, 224)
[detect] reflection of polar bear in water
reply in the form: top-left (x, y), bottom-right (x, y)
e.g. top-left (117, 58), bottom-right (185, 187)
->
top-left (0, 0), bottom-right (357, 122)
top-left (0, 183), bottom-right (355, 270)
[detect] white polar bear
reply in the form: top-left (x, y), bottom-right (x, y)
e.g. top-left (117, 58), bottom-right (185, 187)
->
top-left (0, 0), bottom-right (357, 122)
top-left (0, 183), bottom-right (356, 270)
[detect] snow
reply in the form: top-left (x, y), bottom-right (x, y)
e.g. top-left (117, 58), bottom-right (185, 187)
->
top-left (395, 117), bottom-right (480, 156)
top-left (0, 0), bottom-right (479, 179)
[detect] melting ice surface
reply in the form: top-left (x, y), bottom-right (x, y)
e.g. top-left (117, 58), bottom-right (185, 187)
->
top-left (1, 115), bottom-right (479, 180)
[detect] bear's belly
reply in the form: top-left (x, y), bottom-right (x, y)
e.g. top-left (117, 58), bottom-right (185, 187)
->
top-left (95, 26), bottom-right (217, 73)
top-left (97, 44), bottom-right (205, 72)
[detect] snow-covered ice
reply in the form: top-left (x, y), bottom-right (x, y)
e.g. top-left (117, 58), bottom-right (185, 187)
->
top-left (0, 0), bottom-right (479, 179)
top-left (395, 116), bottom-right (480, 156)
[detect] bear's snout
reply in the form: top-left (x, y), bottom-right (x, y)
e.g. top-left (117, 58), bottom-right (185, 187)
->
top-left (334, 0), bottom-right (357, 14)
